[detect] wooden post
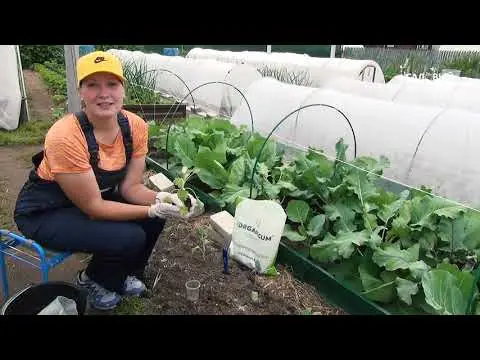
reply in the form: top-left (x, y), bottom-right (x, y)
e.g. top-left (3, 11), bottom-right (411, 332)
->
top-left (64, 45), bottom-right (81, 113)
top-left (14, 45), bottom-right (30, 123)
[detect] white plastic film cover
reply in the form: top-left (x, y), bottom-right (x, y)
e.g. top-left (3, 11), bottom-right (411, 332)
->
top-left (219, 64), bottom-right (262, 117)
top-left (110, 49), bottom-right (261, 117)
top-left (320, 77), bottom-right (400, 101)
top-left (0, 45), bottom-right (22, 131)
top-left (448, 84), bottom-right (480, 113)
top-left (438, 73), bottom-right (480, 87)
top-left (230, 77), bottom-right (317, 144)
top-left (390, 77), bottom-right (457, 108)
top-left (186, 48), bottom-right (386, 86)
top-left (406, 108), bottom-right (480, 207)
top-left (175, 57), bottom-right (239, 114)
top-left (389, 75), bottom-right (480, 114)
top-left (309, 57), bottom-right (385, 85)
top-left (324, 74), bottom-right (480, 115)
top-left (232, 77), bottom-right (455, 197)
top-left (294, 88), bottom-right (444, 183)
top-left (107, 49), bottom-right (133, 63)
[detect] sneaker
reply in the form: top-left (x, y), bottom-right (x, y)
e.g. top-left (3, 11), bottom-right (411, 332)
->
top-left (123, 275), bottom-right (147, 297)
top-left (75, 271), bottom-right (122, 311)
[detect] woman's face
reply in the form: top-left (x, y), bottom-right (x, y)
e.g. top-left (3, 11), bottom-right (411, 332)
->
top-left (79, 72), bottom-right (124, 119)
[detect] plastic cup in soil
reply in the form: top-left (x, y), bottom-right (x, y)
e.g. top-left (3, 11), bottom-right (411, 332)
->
top-left (185, 280), bottom-right (200, 302)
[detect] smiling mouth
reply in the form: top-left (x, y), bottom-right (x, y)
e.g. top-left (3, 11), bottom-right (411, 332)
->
top-left (97, 102), bottom-right (114, 107)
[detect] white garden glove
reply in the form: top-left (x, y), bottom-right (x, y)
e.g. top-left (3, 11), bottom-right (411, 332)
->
top-left (154, 191), bottom-right (205, 219)
top-left (189, 198), bottom-right (205, 217)
top-left (155, 192), bottom-right (183, 207)
top-left (181, 194), bottom-right (205, 218)
top-left (148, 202), bottom-right (183, 219)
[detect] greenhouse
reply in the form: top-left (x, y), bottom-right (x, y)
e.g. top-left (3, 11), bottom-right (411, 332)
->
top-left (0, 45), bottom-right (24, 131)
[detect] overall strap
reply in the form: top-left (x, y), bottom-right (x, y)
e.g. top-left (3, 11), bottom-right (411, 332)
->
top-left (117, 111), bottom-right (133, 165)
top-left (75, 111), bottom-right (100, 168)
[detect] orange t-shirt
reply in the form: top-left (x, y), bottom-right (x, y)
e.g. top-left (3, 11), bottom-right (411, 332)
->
top-left (37, 110), bottom-right (149, 181)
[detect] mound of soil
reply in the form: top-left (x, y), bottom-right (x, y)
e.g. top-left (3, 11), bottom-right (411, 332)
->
top-left (139, 214), bottom-right (346, 315)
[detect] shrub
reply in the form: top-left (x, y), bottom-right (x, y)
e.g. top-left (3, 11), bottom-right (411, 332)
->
top-left (19, 45), bottom-right (64, 69)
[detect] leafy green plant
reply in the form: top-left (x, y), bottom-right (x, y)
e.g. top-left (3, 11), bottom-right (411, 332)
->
top-left (122, 59), bottom-right (172, 105)
top-left (32, 61), bottom-right (67, 120)
top-left (172, 166), bottom-right (198, 216)
top-left (440, 56), bottom-right (480, 78)
top-left (384, 65), bottom-right (400, 82)
top-left (258, 65), bottom-right (313, 86)
top-left (19, 45), bottom-right (64, 69)
top-left (192, 225), bottom-right (212, 260)
top-left (33, 63), bottom-right (67, 97)
top-left (148, 117), bottom-right (480, 315)
top-left (283, 199), bottom-right (326, 256)
top-left (96, 45), bottom-right (146, 53)
top-left (43, 60), bottom-right (66, 75)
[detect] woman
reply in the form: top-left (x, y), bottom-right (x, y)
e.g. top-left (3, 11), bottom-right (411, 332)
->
top-left (13, 51), bottom-right (200, 310)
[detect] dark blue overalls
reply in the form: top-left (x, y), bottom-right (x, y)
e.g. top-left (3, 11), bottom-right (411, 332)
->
top-left (13, 111), bottom-right (165, 292)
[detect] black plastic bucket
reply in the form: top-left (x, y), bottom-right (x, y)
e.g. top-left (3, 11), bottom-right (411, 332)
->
top-left (1, 281), bottom-right (88, 315)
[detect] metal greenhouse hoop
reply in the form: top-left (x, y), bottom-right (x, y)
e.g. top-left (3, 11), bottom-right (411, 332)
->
top-left (248, 103), bottom-right (358, 198)
top-left (164, 80), bottom-right (255, 170)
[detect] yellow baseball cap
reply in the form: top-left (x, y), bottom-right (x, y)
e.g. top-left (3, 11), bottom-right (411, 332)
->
top-left (76, 50), bottom-right (125, 86)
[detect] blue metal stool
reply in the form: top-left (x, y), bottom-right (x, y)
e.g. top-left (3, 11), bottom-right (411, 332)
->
top-left (0, 229), bottom-right (72, 302)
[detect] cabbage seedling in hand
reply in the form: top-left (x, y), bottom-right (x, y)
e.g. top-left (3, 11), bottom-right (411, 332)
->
top-left (173, 167), bottom-right (199, 216)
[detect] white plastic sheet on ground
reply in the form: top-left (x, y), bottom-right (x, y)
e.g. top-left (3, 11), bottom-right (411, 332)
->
top-left (0, 45), bottom-right (22, 131)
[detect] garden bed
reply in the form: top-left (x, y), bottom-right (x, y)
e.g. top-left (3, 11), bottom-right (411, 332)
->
top-left (142, 115), bottom-right (480, 316)
top-left (131, 214), bottom-right (345, 315)
top-left (113, 173), bottom-right (345, 316)
top-left (144, 157), bottom-right (389, 315)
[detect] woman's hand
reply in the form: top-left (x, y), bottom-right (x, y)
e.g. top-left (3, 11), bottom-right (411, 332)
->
top-left (147, 201), bottom-right (183, 219)
top-left (155, 192), bottom-right (184, 207)
top-left (154, 192), bottom-right (204, 219)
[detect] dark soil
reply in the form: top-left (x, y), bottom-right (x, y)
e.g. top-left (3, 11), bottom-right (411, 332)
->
top-left (0, 144), bottom-right (42, 231)
top-left (139, 215), bottom-right (346, 315)
top-left (125, 170), bottom-right (346, 315)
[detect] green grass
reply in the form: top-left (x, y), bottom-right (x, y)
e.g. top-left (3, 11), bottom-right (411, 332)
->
top-left (113, 296), bottom-right (146, 315)
top-left (0, 120), bottom-right (54, 146)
